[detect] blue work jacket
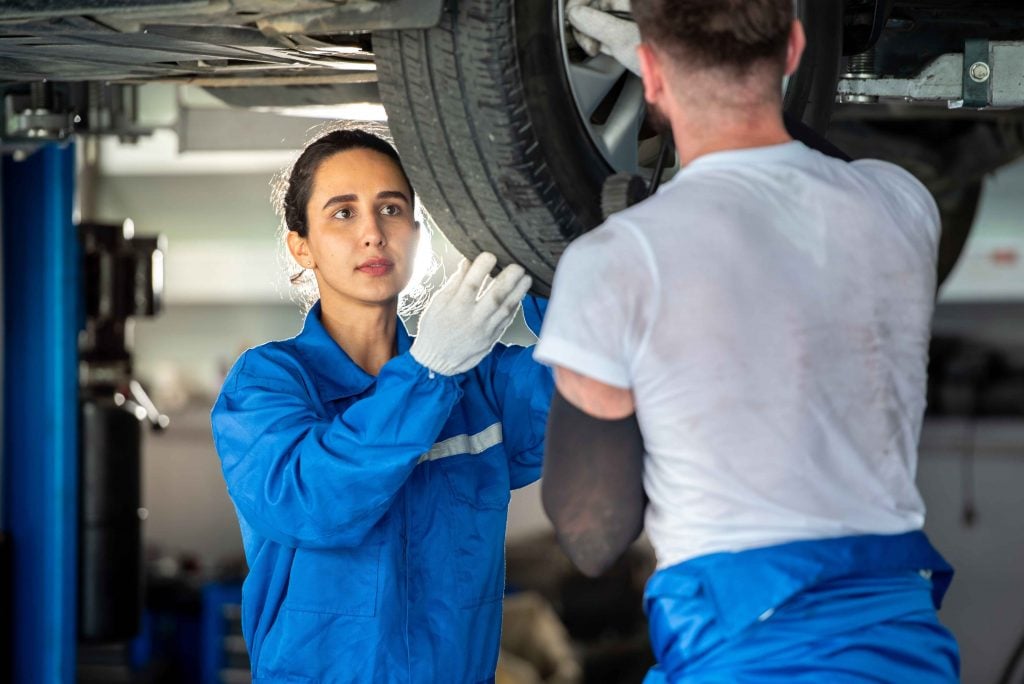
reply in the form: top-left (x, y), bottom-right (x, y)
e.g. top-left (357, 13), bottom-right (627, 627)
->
top-left (211, 300), bottom-right (552, 683)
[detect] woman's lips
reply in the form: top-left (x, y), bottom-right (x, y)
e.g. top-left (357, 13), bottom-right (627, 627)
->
top-left (357, 259), bottom-right (394, 277)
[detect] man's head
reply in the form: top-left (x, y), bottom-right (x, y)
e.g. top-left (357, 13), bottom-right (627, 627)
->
top-left (633, 0), bottom-right (805, 130)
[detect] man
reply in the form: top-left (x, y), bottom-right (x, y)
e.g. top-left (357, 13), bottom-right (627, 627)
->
top-left (533, 1), bottom-right (960, 681)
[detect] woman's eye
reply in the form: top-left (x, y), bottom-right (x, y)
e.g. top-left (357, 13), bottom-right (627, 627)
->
top-left (333, 208), bottom-right (353, 220)
top-left (380, 204), bottom-right (401, 217)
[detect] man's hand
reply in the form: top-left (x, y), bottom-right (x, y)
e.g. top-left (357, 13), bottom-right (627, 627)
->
top-left (566, 0), bottom-right (641, 76)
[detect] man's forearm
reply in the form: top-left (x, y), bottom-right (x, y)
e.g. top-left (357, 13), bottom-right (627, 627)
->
top-left (542, 390), bottom-right (647, 576)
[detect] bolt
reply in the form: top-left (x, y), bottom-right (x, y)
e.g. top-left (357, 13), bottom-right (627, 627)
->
top-left (839, 50), bottom-right (880, 104)
top-left (846, 50), bottom-right (877, 78)
top-left (29, 81), bottom-right (47, 110)
top-left (970, 61), bottom-right (991, 83)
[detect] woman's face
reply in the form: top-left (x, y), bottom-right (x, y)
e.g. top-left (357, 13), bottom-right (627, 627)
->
top-left (293, 147), bottom-right (419, 310)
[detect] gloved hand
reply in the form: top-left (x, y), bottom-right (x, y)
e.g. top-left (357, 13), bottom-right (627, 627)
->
top-left (567, 0), bottom-right (641, 76)
top-left (411, 252), bottom-right (533, 376)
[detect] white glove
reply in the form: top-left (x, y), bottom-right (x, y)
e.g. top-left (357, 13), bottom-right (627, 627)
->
top-left (567, 0), bottom-right (642, 76)
top-left (411, 252), bottom-right (533, 376)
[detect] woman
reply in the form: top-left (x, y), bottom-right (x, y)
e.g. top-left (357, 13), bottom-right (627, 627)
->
top-left (211, 128), bottom-right (553, 682)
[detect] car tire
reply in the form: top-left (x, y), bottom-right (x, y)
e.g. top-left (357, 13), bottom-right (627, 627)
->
top-left (936, 181), bottom-right (983, 288)
top-left (375, 0), bottom-right (843, 291)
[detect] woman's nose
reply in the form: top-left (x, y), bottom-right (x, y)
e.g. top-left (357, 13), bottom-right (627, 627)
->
top-left (362, 217), bottom-right (387, 248)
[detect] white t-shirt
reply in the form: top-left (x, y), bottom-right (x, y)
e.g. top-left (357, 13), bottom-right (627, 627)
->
top-left (534, 141), bottom-right (941, 569)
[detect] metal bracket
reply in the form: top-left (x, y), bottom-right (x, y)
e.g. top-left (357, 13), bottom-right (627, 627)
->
top-left (4, 83), bottom-right (75, 141)
top-left (963, 39), bottom-right (991, 108)
top-left (2, 83), bottom-right (151, 144)
top-left (836, 41), bottom-right (1024, 109)
top-left (4, 99), bottom-right (77, 141)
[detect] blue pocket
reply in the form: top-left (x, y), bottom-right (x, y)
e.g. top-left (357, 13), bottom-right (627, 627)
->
top-left (439, 451), bottom-right (511, 511)
top-left (645, 571), bottom-right (725, 675)
top-left (286, 543), bottom-right (382, 616)
top-left (436, 455), bottom-right (510, 607)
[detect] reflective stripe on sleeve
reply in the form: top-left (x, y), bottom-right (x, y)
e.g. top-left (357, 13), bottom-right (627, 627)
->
top-left (419, 422), bottom-right (503, 463)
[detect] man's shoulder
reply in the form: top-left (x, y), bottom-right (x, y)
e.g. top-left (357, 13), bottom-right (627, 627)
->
top-left (850, 157), bottom-right (927, 190)
top-left (606, 180), bottom-right (709, 233)
top-left (563, 213), bottom-right (648, 262)
top-left (849, 159), bottom-right (941, 238)
top-left (608, 170), bottom-right (754, 238)
top-left (627, 161), bottom-right (779, 211)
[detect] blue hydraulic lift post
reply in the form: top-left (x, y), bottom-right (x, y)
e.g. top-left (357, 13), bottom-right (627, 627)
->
top-left (1, 143), bottom-right (79, 684)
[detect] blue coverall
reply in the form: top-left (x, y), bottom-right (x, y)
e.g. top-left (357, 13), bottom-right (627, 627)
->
top-left (211, 300), bottom-right (552, 683)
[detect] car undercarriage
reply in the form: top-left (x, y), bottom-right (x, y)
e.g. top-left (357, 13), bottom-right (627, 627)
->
top-left (3, 0), bottom-right (1024, 288)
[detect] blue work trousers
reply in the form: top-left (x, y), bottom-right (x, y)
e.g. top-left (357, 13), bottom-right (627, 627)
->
top-left (643, 532), bottom-right (960, 683)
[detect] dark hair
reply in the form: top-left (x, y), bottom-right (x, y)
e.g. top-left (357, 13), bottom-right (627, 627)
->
top-left (283, 128), bottom-right (415, 237)
top-left (633, 0), bottom-right (793, 73)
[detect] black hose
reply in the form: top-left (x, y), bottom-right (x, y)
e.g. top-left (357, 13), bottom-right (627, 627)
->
top-left (998, 623), bottom-right (1024, 684)
top-left (647, 139), bottom-right (673, 197)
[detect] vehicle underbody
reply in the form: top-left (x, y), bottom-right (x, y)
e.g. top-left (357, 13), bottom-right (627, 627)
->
top-left (3, 0), bottom-right (1024, 287)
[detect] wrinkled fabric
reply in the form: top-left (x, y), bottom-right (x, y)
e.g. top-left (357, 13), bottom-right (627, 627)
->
top-left (643, 532), bottom-right (960, 683)
top-left (211, 299), bottom-right (552, 683)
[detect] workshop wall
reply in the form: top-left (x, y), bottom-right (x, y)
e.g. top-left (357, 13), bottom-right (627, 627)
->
top-left (919, 422), bottom-right (1024, 684)
top-left (927, 162), bottom-right (1024, 684)
top-left (94, 170), bottom-right (298, 573)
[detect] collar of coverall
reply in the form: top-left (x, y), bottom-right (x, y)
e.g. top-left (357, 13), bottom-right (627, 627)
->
top-left (294, 300), bottom-right (414, 402)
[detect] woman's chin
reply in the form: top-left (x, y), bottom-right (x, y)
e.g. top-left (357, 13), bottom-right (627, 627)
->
top-left (322, 273), bottom-right (412, 310)
top-left (355, 283), bottom-right (406, 307)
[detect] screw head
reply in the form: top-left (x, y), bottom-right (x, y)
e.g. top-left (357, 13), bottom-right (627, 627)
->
top-left (970, 61), bottom-right (991, 83)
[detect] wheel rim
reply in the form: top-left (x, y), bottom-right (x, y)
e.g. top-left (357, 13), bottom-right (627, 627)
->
top-left (557, 2), bottom-right (673, 179)
top-left (557, 2), bottom-right (816, 180)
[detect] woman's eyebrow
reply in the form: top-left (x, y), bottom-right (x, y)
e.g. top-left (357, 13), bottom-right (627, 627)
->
top-left (322, 191), bottom-right (409, 210)
top-left (322, 194), bottom-right (358, 210)
top-left (377, 190), bottom-right (411, 204)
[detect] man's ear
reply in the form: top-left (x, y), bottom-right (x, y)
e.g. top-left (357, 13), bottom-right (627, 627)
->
top-left (287, 230), bottom-right (313, 270)
top-left (638, 43), bottom-right (665, 107)
top-left (785, 18), bottom-right (807, 77)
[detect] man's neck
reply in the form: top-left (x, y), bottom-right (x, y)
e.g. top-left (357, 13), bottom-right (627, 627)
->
top-left (671, 106), bottom-right (792, 168)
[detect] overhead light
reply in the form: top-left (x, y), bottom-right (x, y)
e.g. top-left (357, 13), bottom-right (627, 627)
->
top-left (253, 103), bottom-right (388, 121)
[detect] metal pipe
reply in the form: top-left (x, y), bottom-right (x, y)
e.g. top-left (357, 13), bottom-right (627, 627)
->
top-left (2, 142), bottom-right (79, 683)
top-left (124, 72), bottom-right (378, 88)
